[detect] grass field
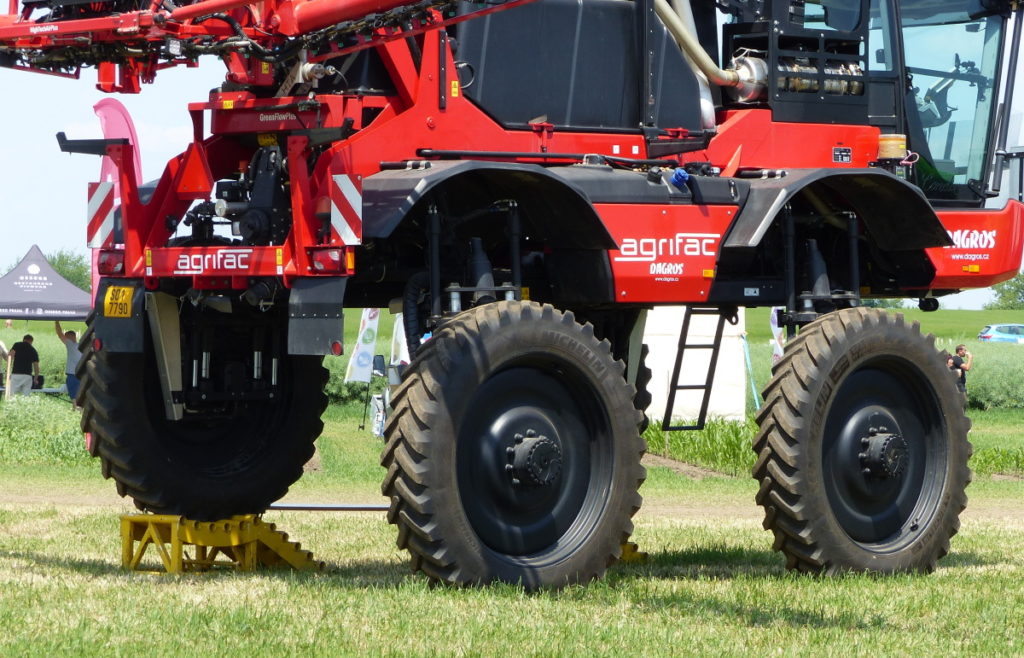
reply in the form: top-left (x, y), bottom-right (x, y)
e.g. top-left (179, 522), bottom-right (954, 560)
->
top-left (1, 308), bottom-right (1021, 654)
top-left (0, 406), bottom-right (1022, 655)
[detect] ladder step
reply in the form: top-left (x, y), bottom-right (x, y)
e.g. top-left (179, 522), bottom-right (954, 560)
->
top-left (663, 422), bottom-right (704, 432)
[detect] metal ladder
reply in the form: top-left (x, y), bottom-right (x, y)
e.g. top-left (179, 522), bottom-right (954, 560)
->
top-left (662, 307), bottom-right (731, 432)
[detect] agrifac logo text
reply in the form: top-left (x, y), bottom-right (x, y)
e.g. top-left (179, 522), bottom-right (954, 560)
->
top-left (29, 24), bottom-right (59, 33)
top-left (174, 249), bottom-right (253, 275)
top-left (615, 233), bottom-right (720, 262)
top-left (948, 229), bottom-right (996, 249)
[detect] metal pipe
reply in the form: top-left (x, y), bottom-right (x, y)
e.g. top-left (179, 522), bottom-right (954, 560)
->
top-left (654, 0), bottom-right (739, 87)
top-left (291, 0), bottom-right (424, 35)
top-left (783, 205), bottom-right (797, 340)
top-left (508, 202), bottom-right (522, 299)
top-left (170, 0), bottom-right (258, 21)
top-left (268, 503), bottom-right (389, 512)
top-left (428, 204), bottom-right (442, 319)
top-left (847, 213), bottom-right (860, 307)
top-left (991, 10), bottom-right (1022, 193)
top-left (670, 0), bottom-right (715, 128)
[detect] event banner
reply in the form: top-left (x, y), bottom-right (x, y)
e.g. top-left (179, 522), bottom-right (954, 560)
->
top-left (344, 308), bottom-right (380, 383)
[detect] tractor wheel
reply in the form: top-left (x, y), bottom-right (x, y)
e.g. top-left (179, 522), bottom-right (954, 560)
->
top-left (382, 301), bottom-right (646, 588)
top-left (753, 307), bottom-right (971, 573)
top-left (78, 320), bottom-right (328, 520)
top-left (634, 344), bottom-right (653, 433)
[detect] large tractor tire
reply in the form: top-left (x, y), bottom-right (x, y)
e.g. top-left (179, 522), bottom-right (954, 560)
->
top-left (382, 301), bottom-right (647, 588)
top-left (634, 344), bottom-right (653, 433)
top-left (753, 307), bottom-right (971, 573)
top-left (77, 319), bottom-right (328, 520)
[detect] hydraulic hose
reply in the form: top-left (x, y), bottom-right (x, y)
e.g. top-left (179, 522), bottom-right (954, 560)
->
top-left (402, 271), bottom-right (431, 356)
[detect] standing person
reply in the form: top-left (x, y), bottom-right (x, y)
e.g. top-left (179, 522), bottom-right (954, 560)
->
top-left (55, 321), bottom-right (82, 400)
top-left (949, 344), bottom-right (973, 394)
top-left (8, 335), bottom-right (40, 396)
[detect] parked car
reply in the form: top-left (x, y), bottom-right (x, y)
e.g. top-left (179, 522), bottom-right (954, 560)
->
top-left (977, 324), bottom-right (1024, 343)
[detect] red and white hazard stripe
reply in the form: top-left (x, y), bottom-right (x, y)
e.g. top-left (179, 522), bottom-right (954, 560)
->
top-left (87, 181), bottom-right (116, 248)
top-left (330, 174), bottom-right (362, 246)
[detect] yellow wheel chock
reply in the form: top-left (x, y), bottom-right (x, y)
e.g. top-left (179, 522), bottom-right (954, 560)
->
top-left (120, 514), bottom-right (324, 574)
top-left (620, 541), bottom-right (648, 564)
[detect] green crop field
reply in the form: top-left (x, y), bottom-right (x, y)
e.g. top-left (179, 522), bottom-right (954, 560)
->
top-left (744, 306), bottom-right (1024, 346)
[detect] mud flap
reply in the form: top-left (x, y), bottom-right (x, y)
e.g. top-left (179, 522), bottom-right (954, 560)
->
top-left (287, 277), bottom-right (346, 355)
top-left (93, 278), bottom-right (146, 353)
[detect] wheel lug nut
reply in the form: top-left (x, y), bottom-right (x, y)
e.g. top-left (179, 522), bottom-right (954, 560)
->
top-left (526, 429), bottom-right (536, 437)
top-left (858, 452), bottom-right (867, 460)
top-left (862, 468), bottom-right (872, 476)
top-left (505, 464), bottom-right (513, 473)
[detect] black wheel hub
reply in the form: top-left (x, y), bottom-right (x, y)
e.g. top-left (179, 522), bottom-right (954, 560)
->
top-left (859, 426), bottom-right (909, 480)
top-left (456, 366), bottom-right (609, 556)
top-left (505, 430), bottom-right (563, 488)
top-left (823, 374), bottom-right (933, 546)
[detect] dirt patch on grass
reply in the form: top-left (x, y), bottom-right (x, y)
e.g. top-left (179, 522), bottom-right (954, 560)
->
top-left (303, 446), bottom-right (322, 472)
top-left (641, 454), bottom-right (729, 480)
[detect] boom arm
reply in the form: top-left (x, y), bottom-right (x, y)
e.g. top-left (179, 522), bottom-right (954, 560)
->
top-left (0, 0), bottom-right (533, 92)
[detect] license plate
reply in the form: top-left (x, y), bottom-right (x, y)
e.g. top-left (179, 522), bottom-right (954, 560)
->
top-left (103, 286), bottom-right (134, 318)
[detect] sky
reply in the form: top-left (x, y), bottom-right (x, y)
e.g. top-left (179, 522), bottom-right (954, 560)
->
top-left (0, 19), bottom-right (1022, 311)
top-left (0, 61), bottom-right (226, 268)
